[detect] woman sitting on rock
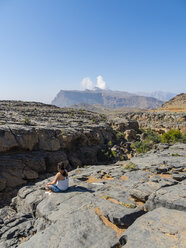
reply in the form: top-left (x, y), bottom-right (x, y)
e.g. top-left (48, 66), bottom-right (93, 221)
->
top-left (46, 162), bottom-right (69, 193)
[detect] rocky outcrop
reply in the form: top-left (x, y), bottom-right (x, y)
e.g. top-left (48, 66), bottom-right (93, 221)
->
top-left (116, 111), bottom-right (186, 133)
top-left (0, 101), bottom-right (116, 199)
top-left (0, 144), bottom-right (186, 247)
top-left (160, 93), bottom-right (186, 110)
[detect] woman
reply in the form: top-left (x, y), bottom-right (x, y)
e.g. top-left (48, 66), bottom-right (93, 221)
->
top-left (46, 162), bottom-right (69, 193)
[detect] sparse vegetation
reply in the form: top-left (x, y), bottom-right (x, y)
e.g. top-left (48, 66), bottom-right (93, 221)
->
top-left (102, 195), bottom-right (111, 200)
top-left (121, 202), bottom-right (135, 208)
top-left (92, 117), bottom-right (96, 123)
top-left (119, 154), bottom-right (125, 161)
top-left (111, 150), bottom-right (117, 158)
top-left (97, 146), bottom-right (117, 162)
top-left (131, 140), bottom-right (153, 154)
top-left (61, 129), bottom-right (66, 135)
top-left (70, 111), bottom-right (74, 117)
top-left (122, 162), bottom-right (137, 170)
top-left (131, 128), bottom-right (161, 154)
top-left (131, 128), bottom-right (186, 154)
top-left (108, 140), bottom-right (112, 146)
top-left (23, 116), bottom-right (30, 125)
top-left (99, 114), bottom-right (107, 122)
top-left (116, 131), bottom-right (125, 141)
top-left (79, 109), bottom-right (84, 114)
top-left (171, 153), bottom-right (180, 156)
top-left (161, 129), bottom-right (186, 143)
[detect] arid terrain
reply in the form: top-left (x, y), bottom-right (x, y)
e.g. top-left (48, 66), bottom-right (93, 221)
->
top-left (0, 97), bottom-right (186, 248)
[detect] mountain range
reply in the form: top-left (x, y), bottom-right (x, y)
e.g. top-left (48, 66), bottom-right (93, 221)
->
top-left (136, 91), bottom-right (177, 101)
top-left (52, 89), bottom-right (163, 109)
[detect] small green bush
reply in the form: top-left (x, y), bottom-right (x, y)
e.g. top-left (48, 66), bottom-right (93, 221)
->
top-left (111, 150), bottom-right (117, 157)
top-left (122, 162), bottom-right (137, 170)
top-left (171, 153), bottom-right (180, 156)
top-left (132, 140), bottom-right (153, 154)
top-left (121, 202), bottom-right (135, 208)
top-left (161, 129), bottom-right (183, 143)
top-left (108, 140), bottom-right (112, 146)
top-left (97, 147), bottom-right (116, 162)
top-left (131, 128), bottom-right (161, 154)
top-left (70, 111), bottom-right (74, 117)
top-left (145, 129), bottom-right (161, 143)
top-left (79, 109), bottom-right (84, 114)
top-left (24, 117), bottom-right (30, 125)
top-left (92, 117), bottom-right (96, 123)
top-left (116, 131), bottom-right (125, 141)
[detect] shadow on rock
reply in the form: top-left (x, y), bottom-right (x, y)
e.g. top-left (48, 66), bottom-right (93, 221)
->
top-left (57, 185), bottom-right (95, 194)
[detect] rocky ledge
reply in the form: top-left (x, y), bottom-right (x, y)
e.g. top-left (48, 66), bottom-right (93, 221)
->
top-left (0, 101), bottom-right (115, 201)
top-left (0, 100), bottom-right (143, 205)
top-left (114, 111), bottom-right (186, 133)
top-left (0, 143), bottom-right (186, 248)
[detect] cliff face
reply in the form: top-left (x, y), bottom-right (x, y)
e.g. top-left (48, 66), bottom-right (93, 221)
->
top-left (52, 89), bottom-right (163, 109)
top-left (0, 101), bottom-right (116, 199)
top-left (52, 90), bottom-right (104, 107)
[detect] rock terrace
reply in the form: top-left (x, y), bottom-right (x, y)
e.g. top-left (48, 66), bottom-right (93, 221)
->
top-left (0, 143), bottom-right (186, 248)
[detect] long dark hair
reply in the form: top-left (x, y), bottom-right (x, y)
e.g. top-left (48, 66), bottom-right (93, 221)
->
top-left (57, 162), bottom-right (68, 177)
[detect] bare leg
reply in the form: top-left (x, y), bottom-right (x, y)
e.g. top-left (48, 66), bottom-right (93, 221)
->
top-left (46, 184), bottom-right (53, 192)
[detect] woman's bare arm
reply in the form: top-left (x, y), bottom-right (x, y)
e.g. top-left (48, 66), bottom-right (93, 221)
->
top-left (47, 173), bottom-right (60, 185)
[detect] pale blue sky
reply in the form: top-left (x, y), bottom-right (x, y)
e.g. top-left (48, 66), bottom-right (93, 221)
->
top-left (0, 0), bottom-right (185, 103)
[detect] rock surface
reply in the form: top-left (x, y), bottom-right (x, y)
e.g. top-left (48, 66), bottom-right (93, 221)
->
top-left (116, 111), bottom-right (186, 133)
top-left (0, 101), bottom-right (116, 197)
top-left (120, 207), bottom-right (186, 248)
top-left (0, 143), bottom-right (186, 247)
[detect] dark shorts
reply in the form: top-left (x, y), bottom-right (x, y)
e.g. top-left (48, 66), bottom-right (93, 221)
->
top-left (49, 184), bottom-right (62, 193)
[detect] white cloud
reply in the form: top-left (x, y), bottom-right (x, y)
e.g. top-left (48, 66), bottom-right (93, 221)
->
top-left (81, 77), bottom-right (94, 90)
top-left (96, 75), bottom-right (107, 90)
top-left (81, 75), bottom-right (108, 90)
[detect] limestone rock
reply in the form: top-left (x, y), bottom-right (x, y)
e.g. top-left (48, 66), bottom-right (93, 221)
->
top-left (145, 181), bottom-right (186, 211)
top-left (120, 207), bottom-right (186, 248)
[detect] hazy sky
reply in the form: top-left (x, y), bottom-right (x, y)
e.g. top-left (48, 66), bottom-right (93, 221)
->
top-left (0, 0), bottom-right (186, 103)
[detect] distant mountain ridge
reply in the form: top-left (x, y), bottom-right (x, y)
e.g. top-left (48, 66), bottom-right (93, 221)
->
top-left (160, 93), bottom-right (186, 110)
top-left (52, 89), bottom-right (163, 109)
top-left (136, 91), bottom-right (176, 101)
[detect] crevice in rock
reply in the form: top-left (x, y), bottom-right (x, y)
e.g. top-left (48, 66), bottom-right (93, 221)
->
top-left (94, 207), bottom-right (127, 238)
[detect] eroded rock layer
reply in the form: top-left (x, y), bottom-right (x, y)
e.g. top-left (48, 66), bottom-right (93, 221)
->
top-left (0, 144), bottom-right (186, 247)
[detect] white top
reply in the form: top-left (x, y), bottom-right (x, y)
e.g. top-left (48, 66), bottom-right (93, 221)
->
top-left (56, 177), bottom-right (69, 191)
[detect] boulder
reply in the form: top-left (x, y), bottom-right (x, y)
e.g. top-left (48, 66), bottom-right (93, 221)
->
top-left (145, 181), bottom-right (186, 211)
top-left (124, 129), bottom-right (137, 142)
